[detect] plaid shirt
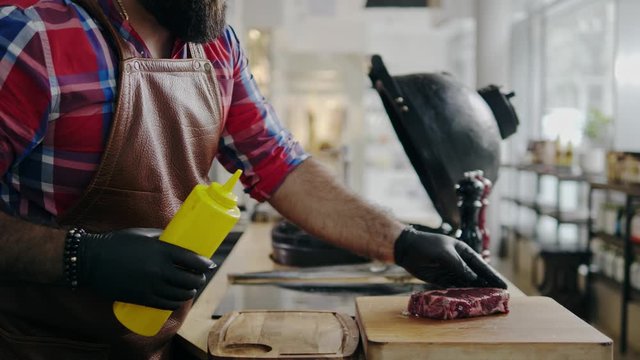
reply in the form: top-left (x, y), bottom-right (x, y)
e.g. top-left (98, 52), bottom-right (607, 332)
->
top-left (0, 0), bottom-right (308, 224)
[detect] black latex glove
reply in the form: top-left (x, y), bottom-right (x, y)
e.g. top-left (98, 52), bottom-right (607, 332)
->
top-left (78, 228), bottom-right (214, 310)
top-left (394, 227), bottom-right (507, 289)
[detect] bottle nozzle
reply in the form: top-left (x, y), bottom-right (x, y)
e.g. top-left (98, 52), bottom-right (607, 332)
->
top-left (222, 170), bottom-right (242, 192)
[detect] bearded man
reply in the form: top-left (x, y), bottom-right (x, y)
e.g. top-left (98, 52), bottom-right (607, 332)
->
top-left (0, 0), bottom-right (506, 359)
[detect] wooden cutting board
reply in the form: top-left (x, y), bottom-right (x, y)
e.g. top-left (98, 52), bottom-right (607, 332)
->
top-left (208, 310), bottom-right (359, 359)
top-left (356, 296), bottom-right (612, 360)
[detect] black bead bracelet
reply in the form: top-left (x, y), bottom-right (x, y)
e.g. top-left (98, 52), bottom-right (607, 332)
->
top-left (63, 227), bottom-right (85, 290)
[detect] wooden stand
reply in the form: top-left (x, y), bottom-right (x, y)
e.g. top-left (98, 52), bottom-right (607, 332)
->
top-left (208, 311), bottom-right (359, 359)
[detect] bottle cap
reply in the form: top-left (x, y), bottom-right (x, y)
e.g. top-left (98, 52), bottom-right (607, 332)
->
top-left (207, 170), bottom-right (242, 208)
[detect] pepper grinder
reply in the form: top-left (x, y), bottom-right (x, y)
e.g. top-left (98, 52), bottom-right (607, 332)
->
top-left (455, 172), bottom-right (485, 254)
top-left (474, 171), bottom-right (493, 262)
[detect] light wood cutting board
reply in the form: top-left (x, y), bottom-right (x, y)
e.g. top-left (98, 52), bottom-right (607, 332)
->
top-left (356, 296), bottom-right (612, 360)
top-left (208, 310), bottom-right (359, 359)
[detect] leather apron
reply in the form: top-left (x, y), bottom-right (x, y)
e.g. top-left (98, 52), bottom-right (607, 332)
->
top-left (0, 0), bottom-right (223, 359)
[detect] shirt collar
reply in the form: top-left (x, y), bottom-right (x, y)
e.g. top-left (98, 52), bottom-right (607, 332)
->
top-left (95, 0), bottom-right (175, 59)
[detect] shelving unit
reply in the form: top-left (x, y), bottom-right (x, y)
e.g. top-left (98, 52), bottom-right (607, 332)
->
top-left (500, 163), bottom-right (594, 321)
top-left (588, 180), bottom-right (640, 354)
top-left (503, 195), bottom-right (589, 225)
top-left (592, 231), bottom-right (640, 257)
top-left (591, 273), bottom-right (640, 302)
top-left (503, 165), bottom-right (640, 353)
top-left (501, 163), bottom-right (591, 247)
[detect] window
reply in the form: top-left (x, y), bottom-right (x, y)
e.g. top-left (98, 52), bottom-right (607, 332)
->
top-left (542, 0), bottom-right (615, 146)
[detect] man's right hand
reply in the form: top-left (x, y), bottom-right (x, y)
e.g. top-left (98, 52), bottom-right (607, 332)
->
top-left (79, 228), bottom-right (214, 310)
top-left (394, 227), bottom-right (507, 289)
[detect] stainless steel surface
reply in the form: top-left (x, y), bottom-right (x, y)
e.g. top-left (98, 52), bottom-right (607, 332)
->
top-left (212, 283), bottom-right (430, 317)
top-left (228, 262), bottom-right (413, 284)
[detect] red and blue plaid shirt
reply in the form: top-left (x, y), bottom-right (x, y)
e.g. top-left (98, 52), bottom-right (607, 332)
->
top-left (0, 0), bottom-right (308, 224)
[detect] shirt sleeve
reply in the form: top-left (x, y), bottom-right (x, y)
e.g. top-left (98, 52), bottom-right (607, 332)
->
top-left (216, 27), bottom-right (309, 202)
top-left (0, 5), bottom-right (51, 178)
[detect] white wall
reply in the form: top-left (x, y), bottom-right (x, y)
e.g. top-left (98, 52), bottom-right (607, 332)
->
top-left (475, 0), bottom-right (511, 88)
top-left (224, 1), bottom-right (455, 223)
top-left (613, 0), bottom-right (640, 152)
top-left (365, 8), bottom-right (449, 75)
top-left (231, 0), bottom-right (450, 81)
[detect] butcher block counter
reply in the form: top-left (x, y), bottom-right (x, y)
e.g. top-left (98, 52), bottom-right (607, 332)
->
top-left (176, 223), bottom-right (610, 359)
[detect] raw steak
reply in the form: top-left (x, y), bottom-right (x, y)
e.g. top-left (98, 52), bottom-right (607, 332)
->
top-left (407, 288), bottom-right (509, 320)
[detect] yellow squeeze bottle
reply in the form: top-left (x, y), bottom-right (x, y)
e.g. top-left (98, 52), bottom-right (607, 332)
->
top-left (113, 170), bottom-right (243, 337)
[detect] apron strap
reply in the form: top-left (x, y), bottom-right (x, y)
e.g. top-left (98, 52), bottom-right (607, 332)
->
top-left (73, 0), bottom-right (136, 60)
top-left (188, 43), bottom-right (207, 60)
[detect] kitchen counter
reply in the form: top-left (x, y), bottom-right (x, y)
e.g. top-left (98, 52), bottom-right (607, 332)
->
top-left (176, 222), bottom-right (526, 359)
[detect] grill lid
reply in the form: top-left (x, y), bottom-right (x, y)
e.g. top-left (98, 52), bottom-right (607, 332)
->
top-left (368, 55), bottom-right (519, 227)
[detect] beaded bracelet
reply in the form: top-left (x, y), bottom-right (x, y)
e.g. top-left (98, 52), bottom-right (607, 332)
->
top-left (63, 227), bottom-right (85, 290)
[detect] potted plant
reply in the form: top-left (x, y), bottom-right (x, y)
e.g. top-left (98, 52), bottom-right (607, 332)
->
top-left (580, 108), bottom-right (612, 174)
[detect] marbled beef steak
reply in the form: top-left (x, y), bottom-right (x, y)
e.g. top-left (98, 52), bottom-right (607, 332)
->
top-left (407, 288), bottom-right (509, 320)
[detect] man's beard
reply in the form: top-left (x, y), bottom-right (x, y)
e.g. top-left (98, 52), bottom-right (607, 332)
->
top-left (138, 0), bottom-right (227, 43)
